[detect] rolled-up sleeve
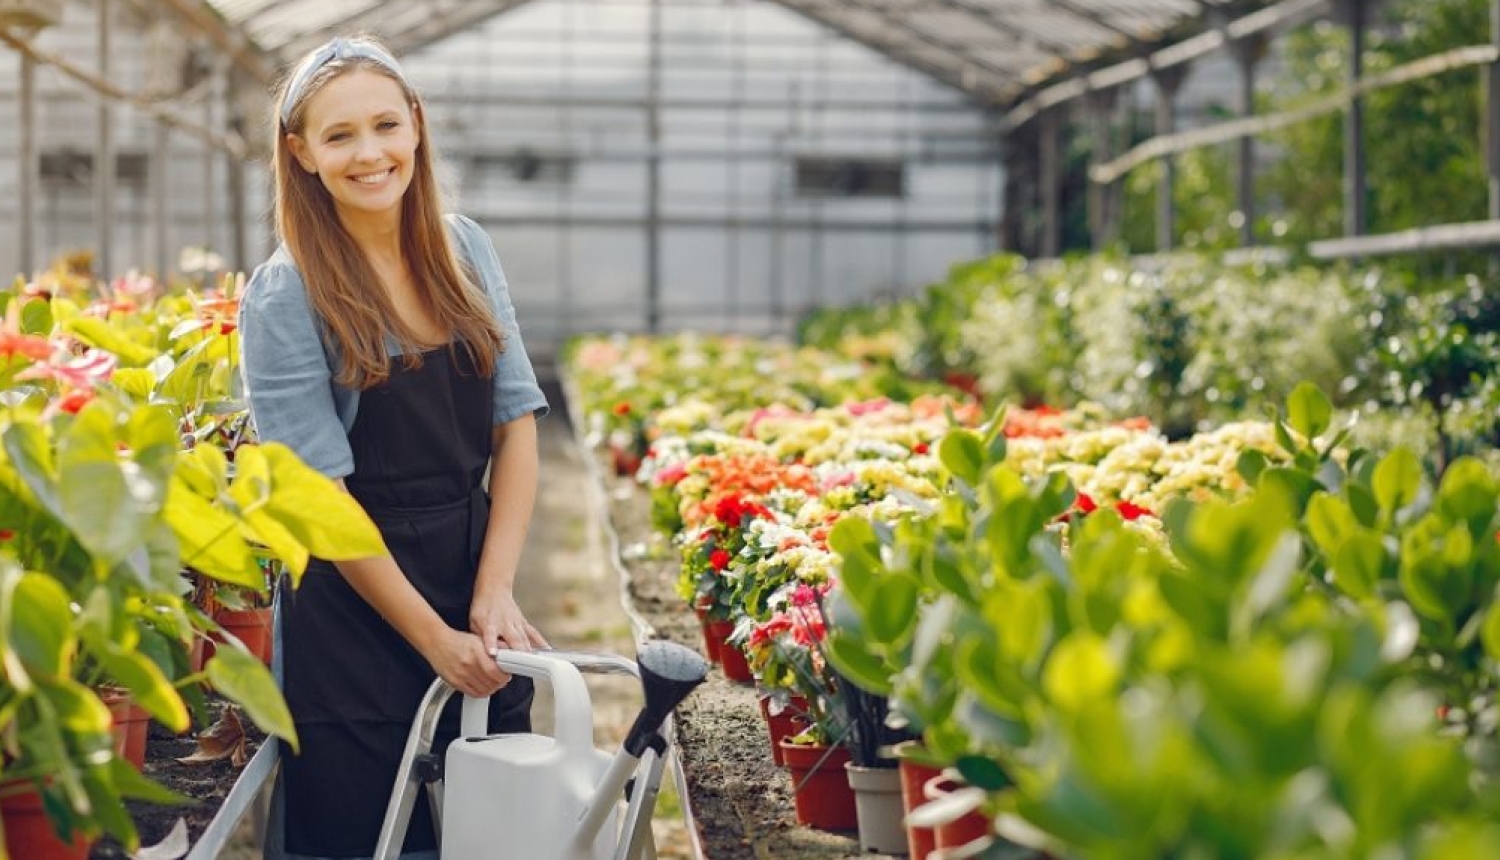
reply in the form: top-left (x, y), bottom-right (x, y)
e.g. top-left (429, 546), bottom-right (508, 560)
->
top-left (238, 261), bottom-right (356, 479)
top-left (451, 215), bottom-right (550, 426)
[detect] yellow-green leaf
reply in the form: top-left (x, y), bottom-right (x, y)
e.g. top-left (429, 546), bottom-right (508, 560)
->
top-left (207, 647), bottom-right (298, 753)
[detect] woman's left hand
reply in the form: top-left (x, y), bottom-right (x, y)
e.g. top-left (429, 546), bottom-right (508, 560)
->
top-left (471, 585), bottom-right (549, 654)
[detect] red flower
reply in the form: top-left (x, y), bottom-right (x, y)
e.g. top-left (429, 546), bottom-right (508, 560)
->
top-left (0, 530), bottom-right (14, 541)
top-left (613, 402), bottom-right (632, 416)
top-left (1076, 493), bottom-right (1097, 515)
top-left (709, 548), bottom-right (732, 571)
top-left (1115, 501), bottom-right (1156, 521)
top-left (912, 442), bottom-right (930, 455)
top-left (56, 390), bottom-right (94, 414)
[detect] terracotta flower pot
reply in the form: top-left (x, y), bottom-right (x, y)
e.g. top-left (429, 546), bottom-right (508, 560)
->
top-left (846, 763), bottom-right (908, 854)
top-left (101, 688), bottom-right (150, 769)
top-left (705, 619), bottom-right (753, 683)
top-left (896, 743), bottom-right (942, 860)
top-left (0, 784), bottom-right (91, 860)
top-left (922, 775), bottom-right (992, 853)
top-left (779, 740), bottom-right (856, 832)
top-left (215, 606), bottom-right (273, 666)
top-left (758, 694), bottom-right (810, 765)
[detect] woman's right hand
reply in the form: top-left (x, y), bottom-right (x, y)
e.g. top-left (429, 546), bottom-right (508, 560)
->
top-left (423, 626), bottom-right (512, 698)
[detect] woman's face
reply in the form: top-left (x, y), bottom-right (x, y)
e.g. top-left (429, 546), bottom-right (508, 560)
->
top-left (288, 68), bottom-right (420, 225)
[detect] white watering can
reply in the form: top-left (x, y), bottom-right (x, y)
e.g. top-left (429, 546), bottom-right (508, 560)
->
top-left (373, 641), bottom-right (708, 860)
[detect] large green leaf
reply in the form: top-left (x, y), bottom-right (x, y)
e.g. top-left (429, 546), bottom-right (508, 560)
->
top-left (4, 421), bottom-right (62, 520)
top-left (9, 572), bottom-right (75, 678)
top-left (163, 477), bottom-right (261, 589)
top-left (823, 630), bottom-right (894, 696)
top-left (206, 647), bottom-right (298, 752)
top-left (1332, 532), bottom-right (1386, 599)
top-left (63, 317), bottom-right (158, 366)
top-left (865, 574), bottom-right (919, 644)
top-left (1286, 382), bottom-right (1332, 441)
top-left (1373, 448), bottom-right (1423, 519)
top-left (255, 444), bottom-right (386, 561)
top-left (93, 648), bottom-right (189, 733)
top-left (939, 429), bottom-right (984, 487)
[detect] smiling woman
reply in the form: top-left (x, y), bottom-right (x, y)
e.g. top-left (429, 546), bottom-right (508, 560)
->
top-left (238, 35), bottom-right (552, 860)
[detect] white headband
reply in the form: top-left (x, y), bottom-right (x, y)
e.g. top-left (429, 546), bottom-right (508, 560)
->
top-left (280, 37), bottom-right (410, 126)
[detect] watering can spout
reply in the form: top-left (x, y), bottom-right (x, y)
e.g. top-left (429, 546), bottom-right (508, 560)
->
top-left (624, 641), bottom-right (708, 757)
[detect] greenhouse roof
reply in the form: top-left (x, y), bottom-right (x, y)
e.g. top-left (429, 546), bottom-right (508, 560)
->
top-left (200, 0), bottom-right (1306, 108)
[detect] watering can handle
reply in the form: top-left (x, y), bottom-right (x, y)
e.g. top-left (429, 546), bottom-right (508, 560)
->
top-left (460, 649), bottom-right (594, 753)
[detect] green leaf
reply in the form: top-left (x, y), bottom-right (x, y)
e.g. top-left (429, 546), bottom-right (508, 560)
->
top-left (255, 444), bottom-right (386, 561)
top-left (939, 429), bottom-right (985, 487)
top-left (39, 676), bottom-right (112, 736)
top-left (1237, 449), bottom-right (1268, 486)
top-left (1332, 532), bottom-right (1385, 599)
top-left (1286, 382), bottom-right (1332, 440)
top-left (1481, 605), bottom-right (1500, 664)
top-left (10, 572), bottom-right (76, 678)
top-left (163, 477), bottom-right (260, 589)
top-left (112, 368), bottom-right (157, 400)
top-left (21, 298), bottom-right (53, 335)
top-left (1305, 493), bottom-right (1357, 558)
top-left (93, 648), bottom-right (189, 733)
top-left (1373, 447), bottom-right (1423, 518)
top-left (206, 647), bottom-right (298, 753)
top-left (828, 515), bottom-right (879, 561)
top-left (823, 630), bottom-right (894, 696)
top-left (865, 574), bottom-right (919, 644)
top-left (106, 756), bottom-right (190, 805)
top-left (63, 316), bottom-right (158, 366)
top-left (955, 755), bottom-right (1011, 791)
top-left (1041, 633), bottom-right (1119, 712)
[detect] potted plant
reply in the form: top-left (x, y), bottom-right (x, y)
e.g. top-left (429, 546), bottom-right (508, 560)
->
top-left (835, 677), bottom-right (914, 855)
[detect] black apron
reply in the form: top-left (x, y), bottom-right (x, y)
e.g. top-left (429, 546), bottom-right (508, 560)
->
top-left (279, 346), bottom-right (534, 857)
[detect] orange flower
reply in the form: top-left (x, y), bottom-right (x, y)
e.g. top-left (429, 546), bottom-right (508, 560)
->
top-left (0, 300), bottom-right (52, 362)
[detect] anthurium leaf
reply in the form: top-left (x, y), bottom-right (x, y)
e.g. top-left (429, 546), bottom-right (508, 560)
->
top-left (1286, 382), bottom-right (1332, 441)
top-left (255, 444), bottom-right (385, 561)
top-left (112, 367), bottom-right (157, 400)
top-left (163, 477), bottom-right (261, 590)
top-left (1373, 447), bottom-right (1423, 518)
top-left (191, 444), bottom-right (230, 496)
top-left (229, 447), bottom-right (311, 581)
top-left (124, 406), bottom-right (180, 484)
top-left (206, 647), bottom-right (298, 753)
top-left (39, 676), bottom-right (113, 736)
top-left (939, 429), bottom-right (985, 487)
top-left (94, 649), bottom-right (189, 733)
top-left (10, 571), bottom-right (76, 678)
top-left (64, 316), bottom-right (158, 365)
top-left (80, 765), bottom-right (141, 850)
top-left (21, 297), bottom-right (53, 335)
top-left (5, 420), bottom-right (62, 518)
top-left (59, 461), bottom-right (146, 566)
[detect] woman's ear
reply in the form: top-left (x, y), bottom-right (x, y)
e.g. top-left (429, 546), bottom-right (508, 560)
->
top-left (285, 133), bottom-right (317, 174)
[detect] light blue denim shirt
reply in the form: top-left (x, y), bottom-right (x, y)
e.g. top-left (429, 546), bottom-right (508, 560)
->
top-left (238, 214), bottom-right (549, 479)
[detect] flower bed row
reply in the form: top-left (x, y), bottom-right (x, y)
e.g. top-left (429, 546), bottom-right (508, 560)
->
top-left (0, 264), bottom-right (382, 859)
top-left (568, 331), bottom-right (1500, 859)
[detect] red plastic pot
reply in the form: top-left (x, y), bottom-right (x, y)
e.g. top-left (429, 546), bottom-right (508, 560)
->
top-left (215, 606), bottom-right (273, 666)
top-left (705, 619), bottom-right (753, 683)
top-left (779, 740), bottom-right (856, 832)
top-left (101, 689), bottom-right (150, 769)
top-left (897, 747), bottom-right (942, 860)
top-left (923, 775), bottom-right (992, 852)
top-left (0, 784), bottom-right (91, 860)
top-left (758, 694), bottom-right (810, 765)
top-left (694, 601), bottom-right (721, 664)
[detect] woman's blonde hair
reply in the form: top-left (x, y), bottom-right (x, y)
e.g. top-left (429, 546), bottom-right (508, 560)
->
top-left (271, 39), bottom-right (503, 389)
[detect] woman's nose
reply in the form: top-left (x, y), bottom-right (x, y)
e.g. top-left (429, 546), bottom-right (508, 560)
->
top-left (354, 134), bottom-right (381, 161)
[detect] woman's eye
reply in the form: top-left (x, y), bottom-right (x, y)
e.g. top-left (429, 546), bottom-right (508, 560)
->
top-left (327, 132), bottom-right (349, 142)
top-left (379, 121), bottom-right (399, 131)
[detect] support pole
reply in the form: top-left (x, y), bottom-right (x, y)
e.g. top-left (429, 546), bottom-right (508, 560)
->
top-left (19, 50), bottom-right (37, 278)
top-left (644, 0), bottom-right (662, 333)
top-left (1231, 34), bottom-right (1264, 247)
top-left (1088, 90), bottom-right (1117, 251)
top-left (1490, 0), bottom-right (1500, 220)
top-left (1039, 109), bottom-right (1061, 258)
top-left (154, 122), bottom-right (169, 280)
top-left (226, 76), bottom-right (247, 272)
top-left (1344, 0), bottom-right (1367, 236)
top-left (97, 0), bottom-right (115, 280)
top-left (1153, 66), bottom-right (1187, 252)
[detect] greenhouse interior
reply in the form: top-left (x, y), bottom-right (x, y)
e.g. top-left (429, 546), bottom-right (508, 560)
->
top-left (6, 0), bottom-right (1500, 859)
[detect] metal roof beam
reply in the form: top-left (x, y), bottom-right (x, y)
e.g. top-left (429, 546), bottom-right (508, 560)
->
top-left (1003, 0), bottom-right (1330, 128)
top-left (843, 0), bottom-right (1033, 78)
top-left (769, 0), bottom-right (1012, 104)
top-left (385, 0), bottom-right (541, 56)
top-left (1048, 0), bottom-right (1146, 44)
top-left (927, 0), bottom-right (1079, 58)
top-left (154, 0), bottom-right (274, 85)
